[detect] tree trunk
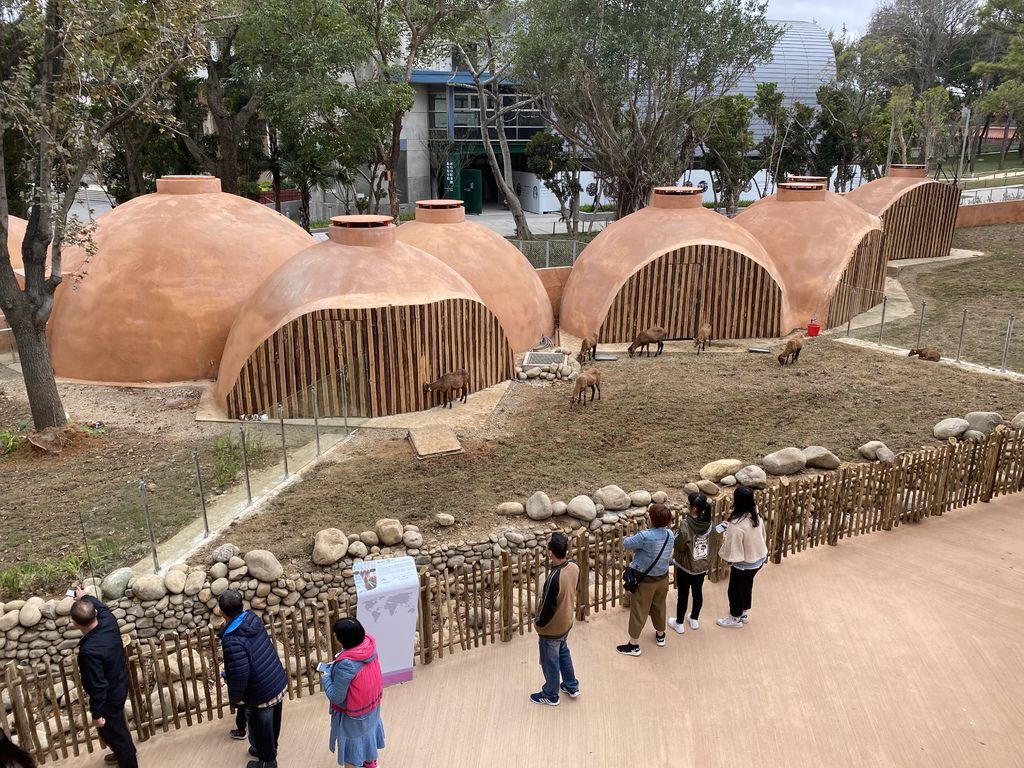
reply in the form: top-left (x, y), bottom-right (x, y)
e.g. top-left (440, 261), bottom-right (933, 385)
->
top-left (998, 117), bottom-right (1013, 170)
top-left (216, 124), bottom-right (239, 194)
top-left (269, 129), bottom-right (281, 212)
top-left (7, 311), bottom-right (65, 429)
top-left (474, 81), bottom-right (531, 238)
top-left (387, 114), bottom-right (403, 220)
top-left (614, 174), bottom-right (649, 219)
top-left (299, 184), bottom-right (311, 232)
top-left (570, 180), bottom-right (580, 237)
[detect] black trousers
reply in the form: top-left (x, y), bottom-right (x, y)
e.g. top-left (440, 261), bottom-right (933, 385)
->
top-left (99, 707), bottom-right (138, 768)
top-left (727, 565), bottom-right (762, 618)
top-left (247, 700), bottom-right (283, 763)
top-left (674, 568), bottom-right (706, 621)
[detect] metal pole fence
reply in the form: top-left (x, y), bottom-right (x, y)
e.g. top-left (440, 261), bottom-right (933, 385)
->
top-left (239, 426), bottom-right (253, 506)
top-left (312, 383), bottom-right (321, 457)
top-left (916, 301), bottom-right (927, 349)
top-left (1000, 315), bottom-right (1015, 372)
top-left (340, 366), bottom-right (350, 435)
top-left (138, 480), bottom-right (159, 574)
top-left (956, 308), bottom-right (969, 363)
top-left (877, 296), bottom-right (888, 347)
top-left (278, 404), bottom-right (289, 479)
top-left (192, 449), bottom-right (210, 538)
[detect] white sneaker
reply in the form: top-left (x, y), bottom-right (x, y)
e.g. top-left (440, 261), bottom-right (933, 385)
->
top-left (740, 613), bottom-right (749, 624)
top-left (667, 618), bottom-right (685, 634)
top-left (688, 615), bottom-right (700, 630)
top-left (716, 616), bottom-right (744, 628)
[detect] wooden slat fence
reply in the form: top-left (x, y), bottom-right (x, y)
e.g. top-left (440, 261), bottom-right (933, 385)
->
top-left (2, 429), bottom-right (1021, 762)
top-left (879, 182), bottom-right (960, 261)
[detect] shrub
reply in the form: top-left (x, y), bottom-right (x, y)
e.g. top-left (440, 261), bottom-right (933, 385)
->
top-left (212, 430), bottom-right (268, 487)
top-left (0, 553), bottom-right (83, 600)
top-left (0, 430), bottom-right (24, 454)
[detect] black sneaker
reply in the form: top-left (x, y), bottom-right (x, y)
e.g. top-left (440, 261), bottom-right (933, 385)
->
top-left (559, 682), bottom-right (580, 699)
top-left (230, 729), bottom-right (247, 741)
top-left (616, 642), bottom-right (641, 656)
top-left (529, 691), bottom-right (559, 706)
top-left (656, 632), bottom-right (667, 647)
top-left (248, 747), bottom-right (259, 758)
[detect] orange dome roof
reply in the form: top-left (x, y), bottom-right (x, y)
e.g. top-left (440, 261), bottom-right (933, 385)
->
top-left (5, 216), bottom-right (27, 281)
top-left (560, 187), bottom-right (787, 338)
top-left (395, 200), bottom-right (554, 352)
top-left (47, 177), bottom-right (315, 383)
top-left (215, 216), bottom-right (488, 410)
top-left (734, 183), bottom-right (883, 330)
top-left (844, 165), bottom-right (935, 216)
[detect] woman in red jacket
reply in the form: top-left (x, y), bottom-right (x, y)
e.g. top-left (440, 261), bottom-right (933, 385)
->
top-left (321, 618), bottom-right (386, 768)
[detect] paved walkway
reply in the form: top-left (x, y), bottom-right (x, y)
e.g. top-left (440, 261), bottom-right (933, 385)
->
top-left (59, 494), bottom-right (1024, 767)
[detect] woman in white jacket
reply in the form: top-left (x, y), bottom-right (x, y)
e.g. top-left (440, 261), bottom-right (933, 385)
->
top-left (717, 486), bottom-right (768, 628)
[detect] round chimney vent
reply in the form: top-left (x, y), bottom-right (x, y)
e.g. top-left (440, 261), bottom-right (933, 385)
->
top-left (330, 215), bottom-right (394, 229)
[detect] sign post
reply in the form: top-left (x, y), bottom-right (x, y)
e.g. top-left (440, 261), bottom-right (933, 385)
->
top-left (353, 556), bottom-right (419, 686)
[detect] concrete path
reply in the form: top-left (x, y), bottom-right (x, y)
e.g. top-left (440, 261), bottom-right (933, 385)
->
top-left (64, 494), bottom-right (1024, 767)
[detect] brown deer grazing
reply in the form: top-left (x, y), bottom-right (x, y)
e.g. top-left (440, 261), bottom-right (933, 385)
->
top-left (424, 369), bottom-right (469, 408)
top-left (570, 369), bottom-right (602, 405)
top-left (694, 322), bottom-right (712, 354)
top-left (777, 335), bottom-right (804, 366)
top-left (576, 334), bottom-right (598, 364)
top-left (628, 326), bottom-right (667, 358)
top-left (908, 347), bottom-right (941, 362)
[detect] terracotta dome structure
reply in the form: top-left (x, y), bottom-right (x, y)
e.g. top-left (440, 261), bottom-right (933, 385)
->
top-left (46, 176), bottom-right (315, 383)
top-left (844, 164), bottom-right (959, 261)
top-left (5, 216), bottom-right (27, 287)
top-left (394, 200), bottom-right (554, 352)
top-left (734, 182), bottom-right (884, 331)
top-left (216, 215), bottom-right (515, 420)
top-left (560, 187), bottom-right (787, 342)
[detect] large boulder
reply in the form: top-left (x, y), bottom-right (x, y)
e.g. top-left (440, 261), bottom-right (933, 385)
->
top-left (497, 501), bottom-right (525, 516)
top-left (101, 567), bottom-right (135, 600)
top-left (933, 418), bottom-right (970, 440)
top-left (163, 570), bottom-right (187, 595)
top-left (551, 501), bottom-right (568, 516)
top-left (858, 441), bottom-right (887, 460)
top-left (735, 465), bottom-right (768, 489)
top-left (526, 492), bottom-right (553, 521)
top-left (964, 411), bottom-right (1003, 436)
top-left (682, 482), bottom-right (700, 495)
top-left (18, 603), bottom-right (41, 628)
top-left (566, 495), bottom-right (597, 522)
top-left (210, 577), bottom-right (230, 596)
top-left (375, 519), bottom-right (404, 547)
top-left (209, 562), bottom-right (228, 580)
top-left (762, 447), bottom-right (806, 476)
top-left (651, 491), bottom-right (668, 504)
top-left (313, 529), bottom-right (349, 566)
top-left (402, 531), bottom-right (424, 548)
top-left (1011, 412), bottom-right (1024, 430)
top-left (876, 446), bottom-right (896, 464)
top-left (699, 459), bottom-right (744, 483)
top-left (183, 570), bottom-right (206, 596)
top-left (629, 490), bottom-right (652, 507)
top-left (244, 550), bottom-right (283, 582)
top-left (803, 446), bottom-right (841, 470)
top-left (0, 610), bottom-right (19, 632)
top-left (132, 574), bottom-right (167, 601)
top-left (595, 485), bottom-right (630, 511)
top-left (696, 480), bottom-right (720, 497)
top-left (209, 543), bottom-right (239, 565)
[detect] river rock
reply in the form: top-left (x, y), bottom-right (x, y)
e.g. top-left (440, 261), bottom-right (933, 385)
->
top-left (313, 529), bottom-right (349, 566)
top-left (244, 550), bottom-right (283, 582)
top-left (347, 541), bottom-right (368, 559)
top-left (18, 603), bottom-right (41, 628)
top-left (699, 459), bottom-right (744, 483)
top-left (965, 411), bottom-right (1003, 435)
top-left (629, 490), bottom-right (652, 507)
top-left (933, 418), bottom-right (970, 440)
top-left (497, 501), bottom-right (525, 516)
top-left (876, 446), bottom-right (896, 464)
top-left (210, 578), bottom-right (229, 596)
top-left (566, 495), bottom-right (598, 522)
top-left (858, 441), bottom-right (887, 460)
top-left (0, 611), bottom-right (19, 632)
top-left (651, 491), bottom-right (668, 504)
top-left (101, 567), bottom-right (135, 600)
top-left (163, 570), bottom-right (187, 595)
top-left (595, 485), bottom-right (630, 511)
top-left (961, 429), bottom-right (986, 443)
top-left (762, 447), bottom-right (807, 475)
top-left (183, 571), bottom-right (206, 596)
top-left (719, 475), bottom-right (736, 487)
top-left (551, 501), bottom-right (567, 516)
top-left (359, 531), bottom-right (379, 546)
top-left (803, 446), bottom-right (841, 470)
top-left (1011, 412), bottom-right (1024, 430)
top-left (209, 562), bottom-right (228, 580)
top-left (734, 465), bottom-right (768, 489)
top-left (132, 574), bottom-right (167, 601)
top-left (435, 513), bottom-right (455, 527)
top-left (526, 492), bottom-right (553, 520)
top-left (209, 544), bottom-right (239, 564)
top-left (402, 531), bottom-right (424, 548)
top-left (375, 519), bottom-right (404, 546)
top-left (696, 480), bottom-right (720, 496)
top-left (683, 482), bottom-right (700, 495)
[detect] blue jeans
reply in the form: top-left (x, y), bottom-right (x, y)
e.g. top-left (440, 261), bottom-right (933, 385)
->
top-left (539, 634), bottom-right (578, 699)
top-left (246, 700), bottom-right (283, 763)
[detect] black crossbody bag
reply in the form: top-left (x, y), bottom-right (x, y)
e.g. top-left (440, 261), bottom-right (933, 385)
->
top-left (622, 531), bottom-right (670, 593)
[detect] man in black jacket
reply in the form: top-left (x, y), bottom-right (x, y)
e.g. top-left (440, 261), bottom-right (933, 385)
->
top-left (71, 589), bottom-right (137, 768)
top-left (216, 590), bottom-right (288, 768)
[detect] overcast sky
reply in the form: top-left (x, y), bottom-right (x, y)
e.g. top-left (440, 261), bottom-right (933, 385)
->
top-left (768, 0), bottom-right (877, 37)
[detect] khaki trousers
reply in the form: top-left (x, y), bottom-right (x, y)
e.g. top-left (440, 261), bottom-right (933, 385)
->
top-left (628, 573), bottom-right (669, 638)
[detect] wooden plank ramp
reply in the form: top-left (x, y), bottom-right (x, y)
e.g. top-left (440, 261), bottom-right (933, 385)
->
top-left (408, 426), bottom-right (463, 459)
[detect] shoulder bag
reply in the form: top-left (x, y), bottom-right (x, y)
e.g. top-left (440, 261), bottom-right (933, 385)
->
top-left (622, 531), bottom-right (670, 593)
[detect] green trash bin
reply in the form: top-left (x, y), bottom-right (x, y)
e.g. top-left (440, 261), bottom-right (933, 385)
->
top-left (461, 169), bottom-right (483, 214)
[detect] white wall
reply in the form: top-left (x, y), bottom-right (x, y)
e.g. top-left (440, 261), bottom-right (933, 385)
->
top-left (512, 171), bottom-right (599, 214)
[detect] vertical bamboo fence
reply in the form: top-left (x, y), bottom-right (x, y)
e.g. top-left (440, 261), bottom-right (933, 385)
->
top-left (2, 430), bottom-right (1022, 763)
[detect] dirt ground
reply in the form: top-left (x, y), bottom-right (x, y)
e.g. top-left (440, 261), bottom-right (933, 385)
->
top-left (214, 337), bottom-right (1022, 568)
top-left (0, 367), bottom-right (297, 595)
top-left (853, 226), bottom-right (1024, 371)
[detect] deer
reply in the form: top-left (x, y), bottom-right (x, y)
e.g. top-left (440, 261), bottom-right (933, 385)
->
top-left (570, 369), bottom-right (602, 405)
top-left (695, 322), bottom-right (712, 354)
top-left (576, 334), bottom-right (598, 364)
top-left (908, 347), bottom-right (941, 362)
top-left (423, 369), bottom-right (470, 408)
top-left (777, 334), bottom-right (804, 366)
top-left (627, 327), bottom-right (667, 358)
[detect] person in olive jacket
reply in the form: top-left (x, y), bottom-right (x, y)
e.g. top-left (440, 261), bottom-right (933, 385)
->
top-left (71, 589), bottom-right (137, 768)
top-left (216, 590), bottom-right (288, 768)
top-left (668, 492), bottom-right (714, 634)
top-left (530, 533), bottom-right (580, 706)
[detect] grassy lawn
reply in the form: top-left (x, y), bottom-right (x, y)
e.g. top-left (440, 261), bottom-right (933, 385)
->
top-left (852, 225), bottom-right (1024, 372)
top-left (211, 338), bottom-right (1022, 568)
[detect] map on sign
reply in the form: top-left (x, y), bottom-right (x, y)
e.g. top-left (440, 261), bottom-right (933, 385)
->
top-left (353, 557), bottom-right (418, 686)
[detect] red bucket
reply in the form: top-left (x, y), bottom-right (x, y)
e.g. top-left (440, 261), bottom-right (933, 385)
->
top-left (806, 322), bottom-right (821, 337)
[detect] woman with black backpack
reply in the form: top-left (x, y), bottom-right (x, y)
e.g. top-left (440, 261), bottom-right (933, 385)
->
top-left (668, 492), bottom-right (714, 634)
top-left (616, 503), bottom-right (675, 656)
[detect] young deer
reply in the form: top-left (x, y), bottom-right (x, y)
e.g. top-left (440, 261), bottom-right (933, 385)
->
top-left (908, 347), bottom-right (941, 362)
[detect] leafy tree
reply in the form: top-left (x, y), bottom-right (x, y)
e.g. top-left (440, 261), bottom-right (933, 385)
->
top-left (889, 85), bottom-right (917, 164)
top-left (1, 0), bottom-right (204, 429)
top-left (513, 0), bottom-right (780, 217)
top-left (979, 79), bottom-right (1024, 166)
top-left (525, 132), bottom-right (583, 235)
top-left (914, 86), bottom-right (955, 165)
top-left (697, 95), bottom-right (756, 215)
top-left (754, 83), bottom-right (818, 191)
top-left (277, 133), bottom-right (345, 232)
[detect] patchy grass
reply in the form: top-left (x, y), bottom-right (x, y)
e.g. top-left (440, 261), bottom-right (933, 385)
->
top-left (852, 225), bottom-right (1024, 371)
top-left (0, 554), bottom-right (84, 602)
top-left (213, 339), bottom-right (1022, 567)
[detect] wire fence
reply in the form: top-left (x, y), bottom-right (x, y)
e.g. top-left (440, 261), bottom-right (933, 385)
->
top-left (959, 184), bottom-right (1024, 204)
top-left (511, 239), bottom-right (586, 269)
